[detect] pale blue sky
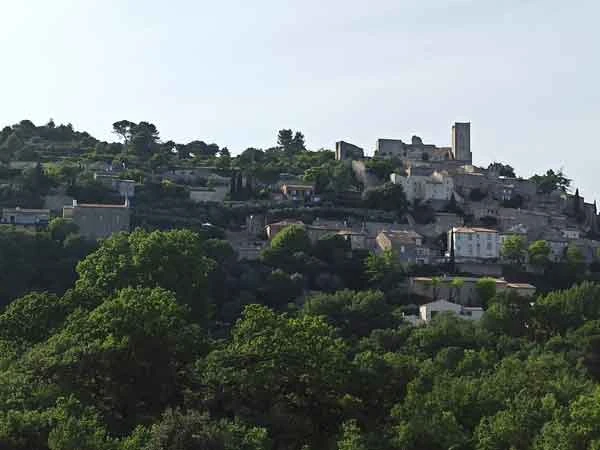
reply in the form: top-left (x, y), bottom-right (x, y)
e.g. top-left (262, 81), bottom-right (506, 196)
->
top-left (1, 0), bottom-right (599, 200)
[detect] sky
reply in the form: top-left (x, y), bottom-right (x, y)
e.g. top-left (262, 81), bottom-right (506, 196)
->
top-left (1, 0), bottom-right (599, 200)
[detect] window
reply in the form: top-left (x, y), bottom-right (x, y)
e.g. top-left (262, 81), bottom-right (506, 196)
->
top-left (487, 242), bottom-right (492, 250)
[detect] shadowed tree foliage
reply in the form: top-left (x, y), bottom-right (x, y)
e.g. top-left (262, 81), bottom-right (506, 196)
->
top-left (76, 229), bottom-right (215, 321)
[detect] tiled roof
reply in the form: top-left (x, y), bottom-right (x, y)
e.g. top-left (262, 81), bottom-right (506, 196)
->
top-left (283, 184), bottom-right (314, 189)
top-left (453, 227), bottom-right (498, 233)
top-left (506, 283), bottom-right (536, 289)
top-left (2, 208), bottom-right (50, 214)
top-left (67, 204), bottom-right (128, 209)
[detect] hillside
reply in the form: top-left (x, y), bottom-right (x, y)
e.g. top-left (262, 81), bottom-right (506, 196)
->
top-left (0, 119), bottom-right (600, 449)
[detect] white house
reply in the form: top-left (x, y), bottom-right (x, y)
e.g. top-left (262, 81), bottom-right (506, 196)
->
top-left (447, 227), bottom-right (501, 260)
top-left (390, 170), bottom-right (454, 203)
top-left (419, 299), bottom-right (484, 322)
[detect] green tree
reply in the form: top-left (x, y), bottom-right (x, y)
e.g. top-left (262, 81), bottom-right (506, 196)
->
top-left (451, 277), bottom-right (465, 302)
top-left (565, 244), bottom-right (585, 267)
top-left (336, 420), bottom-right (367, 450)
top-left (530, 169), bottom-right (571, 194)
top-left (269, 224), bottom-right (311, 254)
top-left (482, 291), bottom-right (532, 338)
top-left (277, 129), bottom-right (294, 152)
top-left (533, 387), bottom-right (600, 450)
top-left (131, 122), bottom-right (160, 156)
top-left (362, 182), bottom-right (408, 213)
top-left (487, 162), bottom-right (516, 178)
top-left (140, 408), bottom-right (270, 450)
top-left (203, 304), bottom-right (351, 449)
top-left (48, 218), bottom-right (79, 243)
top-left (76, 229), bottom-right (215, 321)
top-left (303, 290), bottom-right (395, 338)
top-left (476, 277), bottom-right (497, 306)
top-left (426, 276), bottom-right (443, 301)
top-left (112, 120), bottom-right (135, 145)
top-left (292, 131), bottom-right (306, 153)
top-left (26, 287), bottom-right (205, 434)
top-left (48, 397), bottom-right (114, 450)
top-left (364, 250), bottom-right (405, 290)
top-left (528, 240), bottom-right (552, 268)
top-left (534, 282), bottom-right (600, 335)
top-left (0, 292), bottom-right (70, 349)
top-left (2, 132), bottom-right (23, 156)
top-left (501, 235), bottom-right (527, 266)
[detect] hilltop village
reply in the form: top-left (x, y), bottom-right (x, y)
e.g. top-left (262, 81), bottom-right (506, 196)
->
top-left (0, 119), bottom-right (598, 316)
top-left (4, 119), bottom-right (600, 449)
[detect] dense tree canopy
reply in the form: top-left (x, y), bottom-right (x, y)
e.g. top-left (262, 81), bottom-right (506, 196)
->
top-left (1, 120), bottom-right (600, 450)
top-left (76, 229), bottom-right (215, 321)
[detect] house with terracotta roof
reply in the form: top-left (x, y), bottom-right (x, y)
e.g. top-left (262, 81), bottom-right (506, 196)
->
top-left (63, 199), bottom-right (130, 240)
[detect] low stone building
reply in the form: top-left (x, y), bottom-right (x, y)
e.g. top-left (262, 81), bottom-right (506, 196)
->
top-left (94, 173), bottom-right (135, 198)
top-left (189, 186), bottom-right (229, 203)
top-left (410, 276), bottom-right (536, 305)
top-left (376, 230), bottom-right (428, 264)
top-left (281, 184), bottom-right (315, 201)
top-left (0, 207), bottom-right (50, 229)
top-left (63, 200), bottom-right (130, 240)
top-left (390, 169), bottom-right (454, 203)
top-left (418, 300), bottom-right (483, 323)
top-left (159, 166), bottom-right (216, 184)
top-left (336, 230), bottom-right (370, 250)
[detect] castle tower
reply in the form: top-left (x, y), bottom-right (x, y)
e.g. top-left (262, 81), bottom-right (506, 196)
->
top-left (452, 122), bottom-right (471, 163)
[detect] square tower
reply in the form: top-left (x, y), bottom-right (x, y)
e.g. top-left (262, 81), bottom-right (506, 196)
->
top-left (452, 122), bottom-right (471, 163)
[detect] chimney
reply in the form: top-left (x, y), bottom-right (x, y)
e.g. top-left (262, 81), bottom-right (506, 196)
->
top-left (72, 199), bottom-right (78, 207)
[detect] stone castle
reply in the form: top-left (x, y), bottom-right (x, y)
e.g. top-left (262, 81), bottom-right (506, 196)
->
top-left (336, 122), bottom-right (472, 164)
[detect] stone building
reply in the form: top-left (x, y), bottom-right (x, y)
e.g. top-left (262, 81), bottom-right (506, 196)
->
top-left (0, 207), bottom-right (50, 229)
top-left (410, 276), bottom-right (536, 305)
top-left (189, 186), bottom-right (229, 203)
top-left (375, 135), bottom-right (453, 162)
top-left (281, 184), bottom-right (315, 200)
top-left (94, 173), bottom-right (135, 198)
top-left (374, 122), bottom-right (472, 164)
top-left (447, 227), bottom-right (501, 261)
top-left (376, 230), bottom-right (428, 264)
top-left (419, 300), bottom-right (484, 322)
top-left (336, 230), bottom-right (370, 250)
top-left (335, 141), bottom-right (364, 161)
top-left (63, 200), bottom-right (130, 240)
top-left (390, 169), bottom-right (454, 203)
top-left (159, 166), bottom-right (217, 184)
